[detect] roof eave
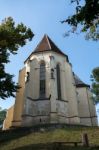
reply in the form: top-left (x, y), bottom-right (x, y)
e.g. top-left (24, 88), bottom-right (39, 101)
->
top-left (24, 50), bottom-right (69, 64)
top-left (76, 84), bottom-right (90, 88)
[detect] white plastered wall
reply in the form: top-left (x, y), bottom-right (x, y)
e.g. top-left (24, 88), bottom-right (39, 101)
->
top-left (22, 51), bottom-right (80, 125)
top-left (64, 62), bottom-right (80, 124)
top-left (12, 67), bottom-right (26, 127)
top-left (22, 52), bottom-right (51, 126)
top-left (86, 89), bottom-right (98, 126)
top-left (49, 52), bottom-right (69, 123)
top-left (77, 87), bottom-right (98, 126)
top-left (3, 106), bottom-right (14, 130)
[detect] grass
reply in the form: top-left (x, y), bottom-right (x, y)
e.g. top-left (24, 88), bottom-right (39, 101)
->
top-left (0, 127), bottom-right (99, 150)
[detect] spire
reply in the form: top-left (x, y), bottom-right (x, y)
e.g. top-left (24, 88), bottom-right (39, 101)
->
top-left (24, 34), bottom-right (68, 63)
top-left (34, 34), bottom-right (66, 56)
top-left (34, 34), bottom-right (52, 52)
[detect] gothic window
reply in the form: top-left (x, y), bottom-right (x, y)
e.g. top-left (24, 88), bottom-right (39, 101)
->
top-left (40, 61), bottom-right (46, 98)
top-left (56, 64), bottom-right (61, 99)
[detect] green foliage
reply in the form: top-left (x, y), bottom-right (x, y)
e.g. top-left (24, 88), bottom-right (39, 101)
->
top-left (0, 108), bottom-right (6, 125)
top-left (62, 0), bottom-right (99, 40)
top-left (0, 17), bottom-right (34, 100)
top-left (91, 67), bottom-right (99, 103)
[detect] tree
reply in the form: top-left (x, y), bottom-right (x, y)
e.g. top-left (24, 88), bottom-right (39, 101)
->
top-left (0, 108), bottom-right (7, 126)
top-left (61, 0), bottom-right (99, 103)
top-left (91, 67), bottom-right (99, 104)
top-left (0, 17), bottom-right (34, 100)
top-left (62, 0), bottom-right (99, 40)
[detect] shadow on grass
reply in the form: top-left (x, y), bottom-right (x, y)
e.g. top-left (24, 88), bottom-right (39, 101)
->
top-left (12, 143), bottom-right (99, 150)
top-left (0, 127), bottom-right (33, 143)
top-left (0, 124), bottom-right (84, 144)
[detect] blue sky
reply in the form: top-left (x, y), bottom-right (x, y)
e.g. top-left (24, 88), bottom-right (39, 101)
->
top-left (0, 0), bottom-right (99, 120)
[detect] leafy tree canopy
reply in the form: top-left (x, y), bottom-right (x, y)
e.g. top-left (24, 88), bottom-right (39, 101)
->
top-left (0, 17), bottom-right (34, 100)
top-left (62, 0), bottom-right (99, 40)
top-left (91, 67), bottom-right (99, 104)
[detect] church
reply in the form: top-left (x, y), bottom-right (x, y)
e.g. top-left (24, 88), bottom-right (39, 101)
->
top-left (3, 35), bottom-right (97, 130)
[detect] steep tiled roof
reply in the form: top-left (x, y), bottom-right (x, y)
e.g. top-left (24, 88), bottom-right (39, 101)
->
top-left (74, 74), bottom-right (90, 88)
top-left (24, 34), bottom-right (68, 63)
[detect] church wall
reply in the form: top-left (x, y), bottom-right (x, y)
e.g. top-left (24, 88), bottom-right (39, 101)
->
top-left (56, 100), bottom-right (69, 123)
top-left (23, 52), bottom-right (70, 125)
top-left (3, 106), bottom-right (14, 130)
top-left (52, 52), bottom-right (68, 101)
top-left (49, 53), bottom-right (58, 123)
top-left (86, 89), bottom-right (98, 126)
top-left (24, 52), bottom-right (51, 99)
top-left (21, 50), bottom-right (97, 126)
top-left (24, 51), bottom-right (68, 103)
top-left (77, 87), bottom-right (97, 126)
top-left (22, 53), bottom-right (51, 126)
top-left (64, 62), bottom-right (80, 124)
top-left (34, 100), bottom-right (50, 124)
top-left (49, 52), bottom-right (80, 124)
top-left (49, 52), bottom-right (69, 123)
top-left (12, 67), bottom-right (26, 127)
top-left (22, 100), bottom-right (50, 126)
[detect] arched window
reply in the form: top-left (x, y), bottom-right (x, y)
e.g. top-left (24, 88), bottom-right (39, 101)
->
top-left (40, 61), bottom-right (46, 98)
top-left (56, 64), bottom-right (61, 99)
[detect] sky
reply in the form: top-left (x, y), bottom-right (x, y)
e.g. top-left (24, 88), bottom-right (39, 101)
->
top-left (0, 0), bottom-right (99, 120)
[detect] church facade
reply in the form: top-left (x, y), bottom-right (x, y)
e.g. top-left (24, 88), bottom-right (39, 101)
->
top-left (3, 35), bottom-right (97, 130)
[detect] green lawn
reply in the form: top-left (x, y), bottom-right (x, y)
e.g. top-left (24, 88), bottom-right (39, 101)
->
top-left (0, 127), bottom-right (99, 150)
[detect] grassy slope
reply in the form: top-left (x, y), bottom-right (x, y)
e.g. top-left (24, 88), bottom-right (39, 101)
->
top-left (0, 127), bottom-right (99, 150)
